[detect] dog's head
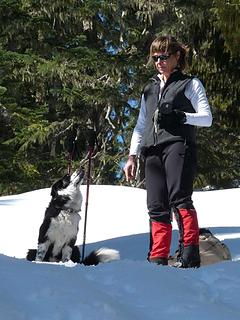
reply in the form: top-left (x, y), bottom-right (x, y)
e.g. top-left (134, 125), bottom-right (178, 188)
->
top-left (51, 167), bottom-right (85, 199)
top-left (69, 167), bottom-right (85, 187)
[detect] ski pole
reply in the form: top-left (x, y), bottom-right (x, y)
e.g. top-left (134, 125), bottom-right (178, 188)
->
top-left (81, 129), bottom-right (96, 263)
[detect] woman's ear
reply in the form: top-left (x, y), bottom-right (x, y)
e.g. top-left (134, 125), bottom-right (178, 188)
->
top-left (175, 50), bottom-right (181, 68)
top-left (176, 50), bottom-right (181, 61)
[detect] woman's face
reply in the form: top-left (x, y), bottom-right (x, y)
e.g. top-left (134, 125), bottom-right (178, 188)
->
top-left (152, 51), bottom-right (180, 78)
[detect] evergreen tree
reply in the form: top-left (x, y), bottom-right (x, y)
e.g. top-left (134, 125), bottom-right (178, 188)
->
top-left (0, 0), bottom-right (239, 195)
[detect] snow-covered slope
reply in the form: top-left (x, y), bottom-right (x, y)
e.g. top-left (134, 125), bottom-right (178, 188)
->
top-left (0, 186), bottom-right (239, 320)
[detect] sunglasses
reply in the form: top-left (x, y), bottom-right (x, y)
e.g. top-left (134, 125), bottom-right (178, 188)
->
top-left (152, 54), bottom-right (172, 62)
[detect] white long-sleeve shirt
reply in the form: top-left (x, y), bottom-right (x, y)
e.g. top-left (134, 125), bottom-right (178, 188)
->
top-left (129, 75), bottom-right (213, 155)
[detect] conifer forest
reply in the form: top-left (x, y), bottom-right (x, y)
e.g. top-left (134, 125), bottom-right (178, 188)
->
top-left (0, 0), bottom-right (239, 195)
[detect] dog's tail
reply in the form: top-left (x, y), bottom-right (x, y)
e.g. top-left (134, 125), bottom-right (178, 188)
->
top-left (82, 248), bottom-right (120, 266)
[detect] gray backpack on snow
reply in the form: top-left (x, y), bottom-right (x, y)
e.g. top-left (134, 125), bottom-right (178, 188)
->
top-left (199, 228), bottom-right (232, 266)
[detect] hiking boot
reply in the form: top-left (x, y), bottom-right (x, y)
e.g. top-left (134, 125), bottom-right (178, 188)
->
top-left (172, 245), bottom-right (200, 268)
top-left (148, 257), bottom-right (168, 266)
top-left (171, 260), bottom-right (200, 268)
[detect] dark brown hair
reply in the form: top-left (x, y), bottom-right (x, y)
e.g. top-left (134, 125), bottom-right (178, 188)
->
top-left (147, 35), bottom-right (188, 70)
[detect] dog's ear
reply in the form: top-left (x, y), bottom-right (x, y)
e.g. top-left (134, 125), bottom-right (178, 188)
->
top-left (51, 174), bottom-right (71, 197)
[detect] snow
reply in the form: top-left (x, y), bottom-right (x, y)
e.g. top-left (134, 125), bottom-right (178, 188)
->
top-left (0, 185), bottom-right (240, 320)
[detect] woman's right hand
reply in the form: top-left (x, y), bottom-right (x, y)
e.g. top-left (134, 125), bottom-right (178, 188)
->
top-left (124, 155), bottom-right (137, 182)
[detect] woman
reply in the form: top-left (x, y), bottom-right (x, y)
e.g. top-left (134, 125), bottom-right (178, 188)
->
top-left (124, 35), bottom-right (212, 268)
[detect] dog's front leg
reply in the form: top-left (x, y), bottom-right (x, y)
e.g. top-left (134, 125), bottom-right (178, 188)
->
top-left (61, 245), bottom-right (73, 262)
top-left (36, 240), bottom-right (51, 262)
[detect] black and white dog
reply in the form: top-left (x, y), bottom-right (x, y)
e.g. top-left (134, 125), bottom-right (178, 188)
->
top-left (26, 168), bottom-right (119, 265)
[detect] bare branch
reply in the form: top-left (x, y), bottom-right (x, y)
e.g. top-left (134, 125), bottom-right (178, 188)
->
top-left (105, 104), bottom-right (116, 129)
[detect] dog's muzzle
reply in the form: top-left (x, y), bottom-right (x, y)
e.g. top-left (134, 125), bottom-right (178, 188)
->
top-left (73, 166), bottom-right (85, 184)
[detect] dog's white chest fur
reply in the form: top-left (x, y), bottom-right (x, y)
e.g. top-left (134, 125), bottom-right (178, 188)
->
top-left (46, 210), bottom-right (80, 249)
top-left (59, 187), bottom-right (83, 213)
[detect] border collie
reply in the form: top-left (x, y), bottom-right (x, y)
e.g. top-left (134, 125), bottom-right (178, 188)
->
top-left (26, 168), bottom-right (119, 265)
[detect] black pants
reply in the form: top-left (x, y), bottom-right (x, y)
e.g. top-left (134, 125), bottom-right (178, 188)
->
top-left (145, 141), bottom-right (197, 218)
top-left (145, 141), bottom-right (199, 262)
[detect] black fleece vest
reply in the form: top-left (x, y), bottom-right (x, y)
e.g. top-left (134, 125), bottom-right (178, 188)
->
top-left (141, 71), bottom-right (196, 150)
